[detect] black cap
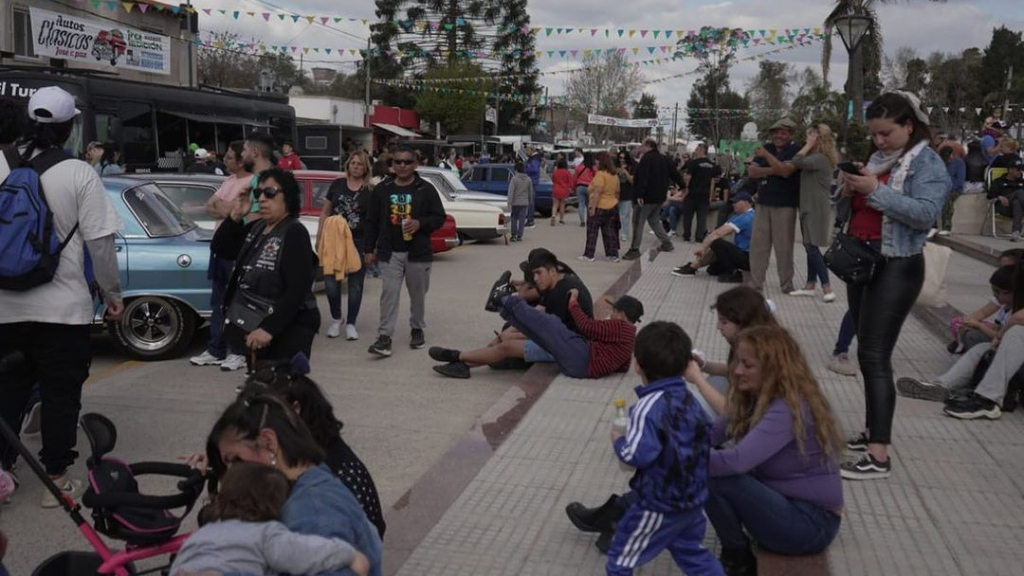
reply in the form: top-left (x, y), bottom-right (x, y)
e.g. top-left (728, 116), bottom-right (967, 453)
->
top-left (1009, 157), bottom-right (1024, 170)
top-left (611, 295), bottom-right (644, 323)
top-left (519, 248), bottom-right (573, 281)
top-left (732, 191), bottom-right (754, 204)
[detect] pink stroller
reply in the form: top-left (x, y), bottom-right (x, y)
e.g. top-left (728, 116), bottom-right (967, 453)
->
top-left (0, 410), bottom-right (205, 576)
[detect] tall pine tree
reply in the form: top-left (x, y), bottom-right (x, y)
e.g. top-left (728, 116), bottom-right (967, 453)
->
top-left (492, 0), bottom-right (540, 133)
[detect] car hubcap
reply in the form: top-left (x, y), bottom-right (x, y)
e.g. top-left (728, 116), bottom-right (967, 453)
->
top-left (123, 298), bottom-right (179, 352)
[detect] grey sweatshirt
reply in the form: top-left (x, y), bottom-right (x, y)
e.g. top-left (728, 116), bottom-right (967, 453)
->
top-left (507, 173), bottom-right (534, 209)
top-left (169, 519), bottom-right (356, 576)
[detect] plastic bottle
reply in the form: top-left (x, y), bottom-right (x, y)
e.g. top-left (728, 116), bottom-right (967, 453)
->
top-left (612, 398), bottom-right (633, 472)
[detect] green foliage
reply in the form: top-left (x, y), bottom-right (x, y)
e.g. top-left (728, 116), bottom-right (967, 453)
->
top-left (414, 62), bottom-right (488, 133)
top-left (633, 93), bottom-right (658, 119)
top-left (979, 26), bottom-right (1024, 105)
top-left (198, 31), bottom-right (304, 91)
top-left (686, 56), bottom-right (751, 144)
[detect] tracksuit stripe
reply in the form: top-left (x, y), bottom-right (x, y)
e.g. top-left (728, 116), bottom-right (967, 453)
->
top-left (625, 511), bottom-right (663, 567)
top-left (616, 510), bottom-right (653, 567)
top-left (620, 392), bottom-right (662, 461)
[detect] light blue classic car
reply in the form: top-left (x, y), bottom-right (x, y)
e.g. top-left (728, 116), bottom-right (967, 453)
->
top-left (99, 177), bottom-right (213, 360)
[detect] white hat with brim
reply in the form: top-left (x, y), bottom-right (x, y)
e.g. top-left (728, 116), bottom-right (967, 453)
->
top-left (27, 86), bottom-right (81, 124)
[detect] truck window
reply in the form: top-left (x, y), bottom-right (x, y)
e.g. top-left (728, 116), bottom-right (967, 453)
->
top-left (489, 168), bottom-right (511, 182)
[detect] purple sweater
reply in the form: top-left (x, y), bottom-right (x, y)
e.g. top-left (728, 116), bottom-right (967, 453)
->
top-left (710, 398), bottom-right (843, 512)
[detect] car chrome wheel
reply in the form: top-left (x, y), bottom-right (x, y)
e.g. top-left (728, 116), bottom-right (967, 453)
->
top-left (121, 297), bottom-right (181, 352)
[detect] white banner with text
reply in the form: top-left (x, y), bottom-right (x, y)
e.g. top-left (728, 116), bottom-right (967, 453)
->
top-left (30, 7), bottom-right (171, 75)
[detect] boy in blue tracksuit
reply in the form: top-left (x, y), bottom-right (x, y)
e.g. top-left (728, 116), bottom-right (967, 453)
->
top-left (609, 321), bottom-right (725, 576)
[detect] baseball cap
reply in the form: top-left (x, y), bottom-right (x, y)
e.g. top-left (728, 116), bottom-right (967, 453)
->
top-left (27, 86), bottom-right (81, 124)
top-left (732, 191), bottom-right (754, 204)
top-left (519, 248), bottom-right (573, 281)
top-left (768, 118), bottom-right (797, 133)
top-left (194, 148), bottom-right (209, 160)
top-left (1009, 157), bottom-right (1024, 170)
top-left (611, 295), bottom-right (644, 323)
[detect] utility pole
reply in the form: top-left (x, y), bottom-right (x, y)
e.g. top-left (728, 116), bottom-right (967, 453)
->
top-left (671, 102), bottom-right (679, 145)
top-left (364, 38), bottom-right (372, 129)
top-left (1003, 64), bottom-right (1014, 119)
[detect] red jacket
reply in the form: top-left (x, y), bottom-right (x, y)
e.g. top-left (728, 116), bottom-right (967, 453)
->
top-left (553, 168), bottom-right (574, 200)
top-left (278, 153), bottom-right (304, 171)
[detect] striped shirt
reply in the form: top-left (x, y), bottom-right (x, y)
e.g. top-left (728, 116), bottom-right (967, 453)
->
top-left (569, 300), bottom-right (636, 378)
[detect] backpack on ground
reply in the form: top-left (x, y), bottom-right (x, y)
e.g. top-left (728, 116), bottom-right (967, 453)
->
top-left (0, 146), bottom-right (75, 291)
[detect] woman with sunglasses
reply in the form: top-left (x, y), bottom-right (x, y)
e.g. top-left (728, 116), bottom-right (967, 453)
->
top-left (212, 168), bottom-right (321, 367)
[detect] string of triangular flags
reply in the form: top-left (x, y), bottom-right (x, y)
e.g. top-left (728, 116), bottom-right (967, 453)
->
top-left (26, 0), bottom-right (190, 18)
top-left (923, 106), bottom-right (1020, 115)
top-left (372, 80), bottom-right (543, 105)
top-left (645, 38), bottom-right (824, 85)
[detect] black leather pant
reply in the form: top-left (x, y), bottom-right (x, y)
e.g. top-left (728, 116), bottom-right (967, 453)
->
top-left (847, 250), bottom-right (924, 444)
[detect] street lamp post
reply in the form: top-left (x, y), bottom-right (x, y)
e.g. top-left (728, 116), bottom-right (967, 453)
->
top-left (834, 12), bottom-right (871, 124)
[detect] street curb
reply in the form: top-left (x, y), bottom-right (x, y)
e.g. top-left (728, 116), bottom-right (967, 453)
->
top-left (932, 234), bottom-right (1002, 267)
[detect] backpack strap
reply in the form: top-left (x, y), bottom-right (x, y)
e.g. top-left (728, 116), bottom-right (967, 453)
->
top-left (2, 146), bottom-right (20, 172)
top-left (27, 147), bottom-right (70, 176)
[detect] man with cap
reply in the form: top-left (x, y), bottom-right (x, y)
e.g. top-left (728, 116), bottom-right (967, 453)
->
top-left (186, 148), bottom-right (222, 175)
top-left (988, 157), bottom-right (1024, 242)
top-left (671, 190), bottom-right (756, 282)
top-left (0, 86), bottom-right (124, 508)
top-left (746, 118), bottom-right (802, 293)
top-left (429, 264), bottom-right (640, 380)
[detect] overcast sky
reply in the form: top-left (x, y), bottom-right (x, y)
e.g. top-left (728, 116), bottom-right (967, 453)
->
top-left (193, 0), bottom-right (1022, 124)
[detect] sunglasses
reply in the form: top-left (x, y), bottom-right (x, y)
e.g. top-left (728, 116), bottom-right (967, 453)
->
top-left (253, 186), bottom-right (282, 199)
top-left (392, 158), bottom-right (416, 166)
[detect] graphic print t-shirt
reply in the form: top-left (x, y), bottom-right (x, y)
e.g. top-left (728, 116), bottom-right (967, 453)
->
top-left (387, 182), bottom-right (417, 253)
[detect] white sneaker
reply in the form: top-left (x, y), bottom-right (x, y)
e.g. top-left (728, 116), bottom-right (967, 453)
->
top-left (938, 230), bottom-right (951, 236)
top-left (22, 402), bottom-right (42, 435)
top-left (787, 289), bottom-right (817, 297)
top-left (327, 319), bottom-right (343, 339)
top-left (823, 292), bottom-right (837, 303)
top-left (220, 354), bottom-right (247, 372)
top-left (189, 350), bottom-right (223, 366)
top-left (346, 324), bottom-right (359, 341)
top-left (41, 474), bottom-right (83, 508)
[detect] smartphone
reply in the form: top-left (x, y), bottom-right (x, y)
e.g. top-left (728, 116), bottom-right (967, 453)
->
top-left (838, 162), bottom-right (862, 175)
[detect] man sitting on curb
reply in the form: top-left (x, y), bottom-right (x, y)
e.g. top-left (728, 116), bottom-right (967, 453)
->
top-left (989, 157), bottom-right (1024, 242)
top-left (670, 191), bottom-right (756, 283)
top-left (430, 258), bottom-right (643, 379)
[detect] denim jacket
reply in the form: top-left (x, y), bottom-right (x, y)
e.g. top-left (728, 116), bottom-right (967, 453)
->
top-left (867, 145), bottom-right (951, 257)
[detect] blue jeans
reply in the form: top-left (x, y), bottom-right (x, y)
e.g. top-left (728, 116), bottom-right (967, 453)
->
top-left (833, 310), bottom-right (855, 356)
top-left (527, 187), bottom-right (536, 226)
top-left (618, 201), bottom-right (633, 241)
top-left (499, 296), bottom-right (590, 378)
top-left (324, 249), bottom-right (367, 323)
top-left (206, 255), bottom-right (235, 358)
top-left (663, 203), bottom-right (684, 233)
top-left (705, 473), bottom-right (841, 555)
top-left (576, 185), bottom-right (590, 224)
top-left (510, 205), bottom-right (529, 239)
top-left (804, 243), bottom-right (830, 287)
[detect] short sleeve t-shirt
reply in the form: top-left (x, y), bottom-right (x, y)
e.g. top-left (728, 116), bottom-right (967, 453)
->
top-left (325, 178), bottom-right (370, 238)
top-left (540, 274), bottom-right (593, 333)
top-left (684, 157), bottom-right (722, 201)
top-left (589, 171), bottom-right (621, 210)
top-left (213, 174), bottom-right (253, 227)
top-left (753, 142), bottom-right (802, 207)
top-left (726, 208), bottom-right (756, 252)
top-left (0, 150), bottom-right (123, 325)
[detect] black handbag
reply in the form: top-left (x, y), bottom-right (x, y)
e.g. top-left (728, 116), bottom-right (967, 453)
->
top-left (823, 212), bottom-right (884, 286)
top-left (226, 290), bottom-right (275, 332)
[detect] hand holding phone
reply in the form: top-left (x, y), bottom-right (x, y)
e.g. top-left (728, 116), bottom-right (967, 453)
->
top-left (838, 161), bottom-right (863, 175)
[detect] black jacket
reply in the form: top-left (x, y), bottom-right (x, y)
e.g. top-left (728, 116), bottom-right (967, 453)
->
top-left (988, 175), bottom-right (1024, 200)
top-left (634, 150), bottom-right (683, 204)
top-left (363, 174), bottom-right (447, 263)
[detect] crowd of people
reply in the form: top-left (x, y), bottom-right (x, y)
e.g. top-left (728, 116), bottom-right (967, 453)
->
top-left (3, 83), bottom-right (1024, 576)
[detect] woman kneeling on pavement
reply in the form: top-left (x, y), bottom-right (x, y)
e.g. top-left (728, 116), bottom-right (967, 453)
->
top-left (198, 393), bottom-right (383, 576)
top-left (214, 168), bottom-right (321, 367)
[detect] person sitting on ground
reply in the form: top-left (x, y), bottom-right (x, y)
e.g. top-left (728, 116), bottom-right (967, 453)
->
top-left (670, 190), bottom-right (756, 283)
top-left (604, 321), bottom-right (726, 576)
top-left (947, 265), bottom-right (1016, 354)
top-left (704, 325), bottom-right (844, 576)
top-left (988, 157), bottom-right (1024, 242)
top-left (430, 257), bottom-right (639, 380)
top-left (242, 355), bottom-right (387, 538)
top-left (660, 184), bottom-right (687, 237)
top-left (169, 462), bottom-right (370, 576)
top-left (896, 260), bottom-right (1024, 420)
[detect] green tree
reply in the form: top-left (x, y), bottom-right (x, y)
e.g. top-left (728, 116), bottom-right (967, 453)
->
top-left (566, 51), bottom-right (646, 142)
top-left (491, 0), bottom-right (540, 133)
top-left (922, 48), bottom-right (984, 134)
top-left (633, 93), bottom-right (658, 119)
top-left (414, 62), bottom-right (488, 133)
top-left (745, 61), bottom-right (792, 120)
top-left (197, 31), bottom-right (258, 88)
top-left (978, 26), bottom-right (1024, 108)
top-left (685, 55), bottom-right (750, 144)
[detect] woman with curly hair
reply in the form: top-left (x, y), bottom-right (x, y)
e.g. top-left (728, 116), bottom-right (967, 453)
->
top-left (704, 325), bottom-right (844, 576)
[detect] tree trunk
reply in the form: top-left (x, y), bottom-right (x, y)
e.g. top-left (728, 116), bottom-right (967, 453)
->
top-left (849, 43), bottom-right (865, 123)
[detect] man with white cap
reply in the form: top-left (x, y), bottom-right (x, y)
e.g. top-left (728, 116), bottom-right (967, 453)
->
top-left (186, 147), bottom-right (223, 175)
top-left (0, 86), bottom-right (124, 508)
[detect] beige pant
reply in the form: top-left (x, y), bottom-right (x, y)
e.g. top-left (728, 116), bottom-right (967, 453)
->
top-left (748, 205), bottom-right (798, 292)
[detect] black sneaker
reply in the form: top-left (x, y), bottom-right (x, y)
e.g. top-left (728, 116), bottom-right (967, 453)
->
top-left (896, 377), bottom-right (950, 402)
top-left (368, 335), bottom-right (393, 357)
top-left (658, 241), bottom-right (674, 252)
top-left (943, 392), bottom-right (1002, 420)
top-left (671, 264), bottom-right (697, 277)
top-left (433, 361), bottom-right (471, 379)
top-left (719, 547), bottom-right (758, 576)
top-left (946, 340), bottom-right (964, 354)
top-left (840, 452), bottom-right (892, 480)
top-left (484, 270), bottom-right (514, 313)
top-left (846, 432), bottom-right (868, 452)
top-left (718, 271), bottom-right (743, 283)
top-left (621, 249), bottom-right (641, 261)
top-left (429, 346), bottom-right (461, 363)
top-left (410, 329), bottom-right (426, 349)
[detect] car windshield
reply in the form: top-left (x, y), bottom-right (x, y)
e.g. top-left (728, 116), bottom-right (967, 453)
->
top-left (418, 171), bottom-right (455, 200)
top-left (123, 183), bottom-right (198, 237)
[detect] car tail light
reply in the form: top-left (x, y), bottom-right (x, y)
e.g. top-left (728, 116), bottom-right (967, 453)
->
top-left (498, 213), bottom-right (506, 225)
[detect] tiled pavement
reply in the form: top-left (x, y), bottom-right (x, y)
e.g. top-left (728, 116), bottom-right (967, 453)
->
top-left (392, 244), bottom-right (1024, 576)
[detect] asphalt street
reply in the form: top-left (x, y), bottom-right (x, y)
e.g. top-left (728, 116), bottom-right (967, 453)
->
top-left (1, 217), bottom-right (644, 575)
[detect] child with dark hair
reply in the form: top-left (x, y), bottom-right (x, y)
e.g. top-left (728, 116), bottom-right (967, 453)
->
top-left (170, 462), bottom-right (370, 576)
top-left (605, 321), bottom-right (725, 576)
top-left (947, 265), bottom-right (1016, 353)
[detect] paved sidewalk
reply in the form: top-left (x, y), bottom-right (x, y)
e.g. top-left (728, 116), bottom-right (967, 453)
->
top-left (393, 243), bottom-right (1024, 576)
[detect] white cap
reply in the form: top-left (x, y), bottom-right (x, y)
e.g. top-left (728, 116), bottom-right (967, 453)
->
top-left (194, 148), bottom-right (209, 159)
top-left (27, 86), bottom-right (81, 124)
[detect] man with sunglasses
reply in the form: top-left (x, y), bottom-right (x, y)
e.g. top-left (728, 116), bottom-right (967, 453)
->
top-left (363, 145), bottom-right (446, 356)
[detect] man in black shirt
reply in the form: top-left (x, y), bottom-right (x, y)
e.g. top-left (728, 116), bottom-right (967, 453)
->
top-left (624, 139), bottom-right (684, 260)
top-left (363, 145), bottom-right (446, 356)
top-left (989, 157), bottom-right (1024, 242)
top-left (680, 143), bottom-right (723, 241)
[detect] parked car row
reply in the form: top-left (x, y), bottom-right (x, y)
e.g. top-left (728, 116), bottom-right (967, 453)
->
top-left (460, 163), bottom-right (577, 216)
top-left (97, 170), bottom-right (507, 360)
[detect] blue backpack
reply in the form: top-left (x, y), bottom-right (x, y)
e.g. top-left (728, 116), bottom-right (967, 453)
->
top-left (0, 146), bottom-right (76, 291)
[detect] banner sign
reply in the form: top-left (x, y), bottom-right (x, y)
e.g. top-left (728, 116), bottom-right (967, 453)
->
top-left (30, 7), bottom-right (172, 75)
top-left (587, 114), bottom-right (660, 128)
